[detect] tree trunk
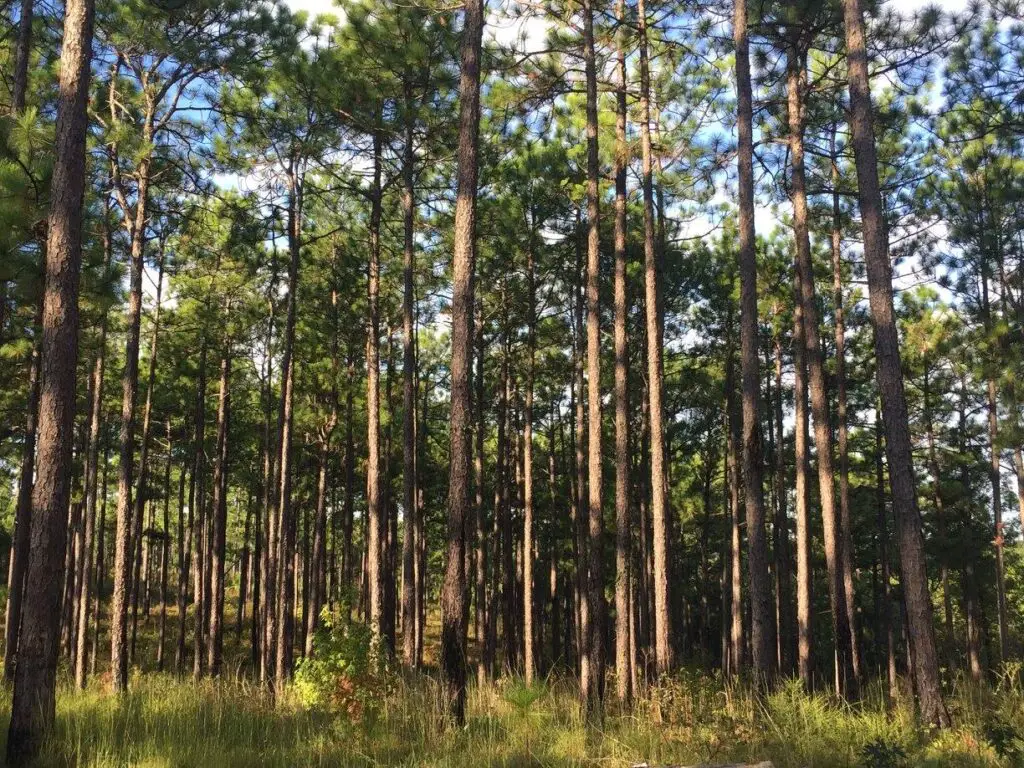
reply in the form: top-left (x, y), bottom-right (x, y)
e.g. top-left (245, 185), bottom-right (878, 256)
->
top-left (130, 246), bottom-right (165, 665)
top-left (773, 337), bottom-right (795, 674)
top-left (474, 306), bottom-right (488, 684)
top-left (187, 345), bottom-right (207, 679)
top-left (830, 130), bottom-right (861, 684)
top-left (401, 98), bottom-right (419, 667)
top-left (366, 130), bottom-right (385, 653)
top-left (92, 449), bottom-right (110, 675)
top-left (875, 409), bottom-right (897, 702)
top-left (111, 108), bottom-right (155, 692)
top-left (637, 0), bottom-right (670, 680)
top-left (735, 0), bottom-right (774, 680)
top-left (581, 0), bottom-right (605, 712)
top-left (613, 0), bottom-right (632, 703)
top-left (156, 421), bottom-right (172, 671)
top-left (10, 0), bottom-right (33, 112)
top-left (842, 0), bottom-right (949, 726)
top-left (4, 299), bottom-right (42, 683)
top-left (441, 0), bottom-right (483, 722)
top-left (786, 48), bottom-right (854, 697)
top-left (208, 323), bottom-right (231, 676)
top-left (726, 341), bottom-right (744, 676)
top-left (793, 270), bottom-right (813, 688)
top-left (6, 0), bottom-right (93, 756)
top-left (523, 214), bottom-right (538, 684)
top-left (273, 166), bottom-right (302, 687)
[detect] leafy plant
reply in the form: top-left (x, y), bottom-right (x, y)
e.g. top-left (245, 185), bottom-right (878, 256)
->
top-left (294, 610), bottom-right (394, 721)
top-left (860, 738), bottom-right (907, 768)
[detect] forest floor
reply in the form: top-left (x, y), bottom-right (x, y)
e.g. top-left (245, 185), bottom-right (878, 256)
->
top-left (5, 604), bottom-right (1023, 766)
top-left (3, 664), bottom-right (1023, 766)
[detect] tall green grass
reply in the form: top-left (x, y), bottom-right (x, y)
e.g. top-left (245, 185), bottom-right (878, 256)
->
top-left (1, 669), bottom-right (1020, 767)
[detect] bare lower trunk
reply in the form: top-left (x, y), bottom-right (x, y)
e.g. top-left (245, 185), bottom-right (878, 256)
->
top-left (793, 275), bottom-right (813, 687)
top-left (581, 0), bottom-right (605, 713)
top-left (401, 106), bottom-right (418, 667)
top-left (637, 0), bottom-right (670, 679)
top-left (613, 0), bottom-right (632, 702)
top-left (208, 336), bottom-right (231, 676)
top-left (6, 0), bottom-right (93, 756)
top-left (842, 0), bottom-right (949, 725)
top-left (787, 49), bottom-right (854, 697)
top-left (441, 0), bottom-right (483, 722)
top-left (735, 0), bottom-right (774, 680)
top-left (5, 303), bottom-right (42, 683)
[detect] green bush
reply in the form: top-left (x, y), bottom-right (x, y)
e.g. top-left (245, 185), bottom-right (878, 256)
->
top-left (293, 610), bottom-right (394, 721)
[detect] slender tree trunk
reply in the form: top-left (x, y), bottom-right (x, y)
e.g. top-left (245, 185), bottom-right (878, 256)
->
top-left (401, 98), bottom-right (419, 667)
top-left (366, 130), bottom-right (385, 653)
top-left (636, 0), bottom-right (670, 679)
top-left (111, 100), bottom-right (156, 690)
top-left (786, 48), bottom-right (854, 697)
top-left (441, 0), bottom-right (483, 722)
top-left (156, 422), bottom-right (172, 671)
top-left (735, 0), bottom-right (774, 680)
top-left (187, 345), bottom-right (208, 679)
top-left (10, 0), bottom-right (33, 112)
top-left (474, 307), bottom-right (488, 683)
top-left (523, 216), bottom-right (538, 684)
top-left (830, 131), bottom-right (861, 684)
top-left (793, 273), bottom-right (813, 688)
top-left (922, 369), bottom-right (954, 656)
top-left (6, 0), bottom-right (93, 755)
top-left (208, 324), bottom-right (231, 677)
top-left (75, 308), bottom-right (107, 688)
top-left (613, 0), bottom-right (632, 703)
top-left (725, 340), bottom-right (743, 676)
top-left (842, 0), bottom-right (949, 725)
top-left (4, 300), bottom-right (42, 683)
top-left (130, 246), bottom-right (165, 664)
top-left (772, 337), bottom-right (795, 674)
top-left (274, 167), bottom-right (302, 686)
top-left (874, 409), bottom-right (898, 701)
top-left (581, 0), bottom-right (605, 711)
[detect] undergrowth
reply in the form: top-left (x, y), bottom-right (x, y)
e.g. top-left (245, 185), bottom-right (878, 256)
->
top-left (1, 666), bottom-right (1021, 767)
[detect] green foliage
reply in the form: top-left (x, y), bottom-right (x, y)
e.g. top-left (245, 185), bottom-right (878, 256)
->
top-left (859, 738), bottom-right (908, 768)
top-left (294, 610), bottom-right (395, 721)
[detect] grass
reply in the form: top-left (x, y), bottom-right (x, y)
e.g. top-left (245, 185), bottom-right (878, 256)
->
top-left (1, 667), bottom-right (1022, 767)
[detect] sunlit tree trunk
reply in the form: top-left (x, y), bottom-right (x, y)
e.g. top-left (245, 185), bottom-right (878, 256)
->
top-left (842, 0), bottom-right (949, 725)
top-left (735, 0), bottom-right (774, 680)
top-left (440, 0), bottom-right (483, 722)
top-left (6, 0), bottom-right (94, 756)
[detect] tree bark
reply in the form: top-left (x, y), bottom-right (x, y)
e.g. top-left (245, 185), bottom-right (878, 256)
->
top-left (156, 421), bottom-right (172, 671)
top-left (208, 319), bottom-right (231, 676)
top-left (523, 212), bottom-right (538, 684)
top-left (793, 267), bottom-right (813, 688)
top-left (637, 0), bottom-right (670, 679)
top-left (613, 0), bottom-right (632, 703)
top-left (735, 0), bottom-right (774, 680)
top-left (581, 0), bottom-right (605, 712)
top-left (441, 0), bottom-right (483, 723)
top-left (10, 0), bottom-right (33, 112)
top-left (401, 97), bottom-right (419, 667)
top-left (842, 0), bottom-right (949, 725)
top-left (830, 131), bottom-right (861, 684)
top-left (274, 168), bottom-right (301, 686)
top-left (4, 299), bottom-right (42, 683)
top-left (6, 0), bottom-right (93, 756)
top-left (130, 245), bottom-right (165, 665)
top-left (366, 130), bottom-right (385, 652)
top-left (111, 105), bottom-right (155, 693)
top-left (786, 48), bottom-right (854, 697)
